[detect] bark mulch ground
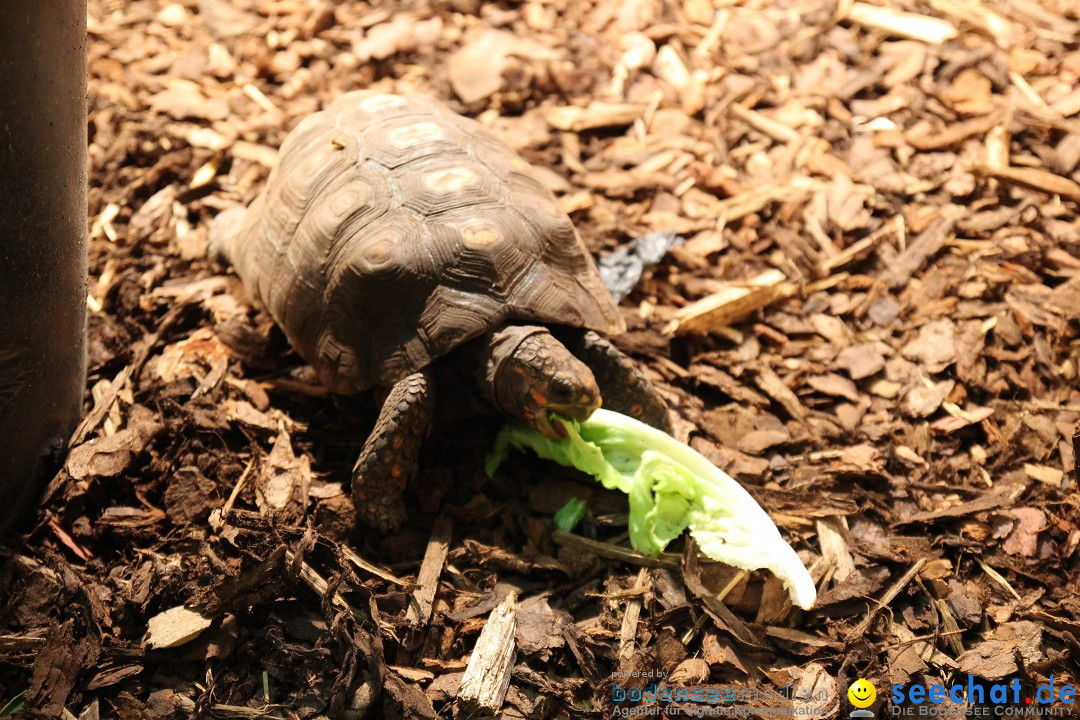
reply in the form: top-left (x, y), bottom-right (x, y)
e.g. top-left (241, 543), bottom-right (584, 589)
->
top-left (2, 0), bottom-right (1079, 717)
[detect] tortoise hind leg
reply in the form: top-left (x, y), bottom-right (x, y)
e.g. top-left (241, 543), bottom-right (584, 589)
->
top-left (353, 369), bottom-right (436, 533)
top-left (560, 330), bottom-right (672, 433)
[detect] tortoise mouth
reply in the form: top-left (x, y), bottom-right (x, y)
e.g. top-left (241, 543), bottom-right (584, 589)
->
top-left (533, 411), bottom-right (566, 439)
top-left (533, 398), bottom-right (601, 439)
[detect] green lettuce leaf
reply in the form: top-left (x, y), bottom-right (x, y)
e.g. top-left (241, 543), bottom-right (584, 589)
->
top-left (486, 408), bottom-right (817, 610)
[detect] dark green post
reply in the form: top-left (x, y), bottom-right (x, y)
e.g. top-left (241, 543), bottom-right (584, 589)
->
top-left (0, 1), bottom-right (88, 537)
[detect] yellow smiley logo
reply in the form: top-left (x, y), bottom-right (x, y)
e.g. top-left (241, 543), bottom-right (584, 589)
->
top-left (848, 679), bottom-right (877, 708)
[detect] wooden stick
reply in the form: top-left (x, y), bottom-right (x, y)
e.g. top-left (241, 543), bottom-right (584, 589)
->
top-left (551, 529), bottom-right (681, 569)
top-left (666, 269), bottom-right (793, 336)
top-left (814, 516), bottom-right (855, 583)
top-left (845, 3), bottom-right (958, 43)
top-left (845, 558), bottom-right (927, 642)
top-left (0, 634), bottom-right (46, 655)
top-left (618, 568), bottom-right (650, 661)
top-left (820, 216), bottom-right (903, 273)
top-left (341, 545), bottom-right (410, 588)
top-left (974, 164), bottom-right (1080, 202)
top-left (729, 102), bottom-right (801, 144)
top-left (406, 514), bottom-right (452, 627)
top-left (457, 592), bottom-right (518, 717)
top-left (975, 557), bottom-right (1022, 601)
top-left (285, 550), bottom-right (355, 617)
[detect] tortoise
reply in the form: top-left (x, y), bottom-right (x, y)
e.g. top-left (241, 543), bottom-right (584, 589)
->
top-left (211, 90), bottom-right (670, 532)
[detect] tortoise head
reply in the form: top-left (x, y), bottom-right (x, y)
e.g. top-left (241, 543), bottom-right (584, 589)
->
top-left (484, 326), bottom-right (601, 438)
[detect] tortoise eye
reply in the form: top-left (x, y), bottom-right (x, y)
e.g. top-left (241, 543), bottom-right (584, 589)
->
top-left (549, 378), bottom-right (574, 402)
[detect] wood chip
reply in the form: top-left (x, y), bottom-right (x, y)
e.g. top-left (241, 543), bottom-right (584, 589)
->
top-left (145, 606), bottom-right (214, 649)
top-left (1023, 463), bottom-right (1064, 488)
top-left (906, 109), bottom-right (1003, 150)
top-left (974, 164), bottom-right (1080, 202)
top-left (406, 515), bottom-right (452, 627)
top-left (710, 177), bottom-right (821, 223)
top-left (542, 102), bottom-right (645, 131)
top-left (890, 623), bottom-right (958, 670)
top-left (926, 0), bottom-right (1014, 47)
top-left (729, 102), bottom-right (801, 144)
top-left (755, 366), bottom-right (809, 420)
top-left (618, 569), bottom-right (649, 660)
top-left (846, 558), bottom-right (927, 642)
top-left (883, 215), bottom-right (956, 289)
top-left (820, 216), bottom-right (902, 272)
top-left (231, 141), bottom-right (278, 168)
top-left (666, 269), bottom-right (792, 336)
top-left (898, 491), bottom-right (1012, 524)
top-left (845, 3), bottom-right (959, 44)
top-left (341, 546), bottom-right (410, 587)
top-left (456, 592), bottom-right (517, 717)
top-left (815, 517), bottom-right (855, 583)
top-left (930, 403), bottom-right (994, 433)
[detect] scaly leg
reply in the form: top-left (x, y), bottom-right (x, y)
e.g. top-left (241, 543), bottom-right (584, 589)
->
top-left (560, 330), bottom-right (672, 433)
top-left (352, 369), bottom-right (435, 532)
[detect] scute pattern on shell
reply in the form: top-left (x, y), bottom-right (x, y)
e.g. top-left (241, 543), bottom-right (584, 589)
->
top-left (216, 90), bottom-right (625, 393)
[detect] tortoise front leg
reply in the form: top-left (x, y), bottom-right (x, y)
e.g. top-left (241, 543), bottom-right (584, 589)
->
top-left (560, 330), bottom-right (672, 433)
top-left (352, 369), bottom-right (436, 533)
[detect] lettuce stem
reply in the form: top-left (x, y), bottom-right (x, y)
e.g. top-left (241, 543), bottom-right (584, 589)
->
top-left (487, 408), bottom-right (817, 610)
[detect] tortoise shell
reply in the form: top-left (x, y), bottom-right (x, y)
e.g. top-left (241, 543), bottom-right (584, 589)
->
top-left (215, 91), bottom-right (625, 394)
